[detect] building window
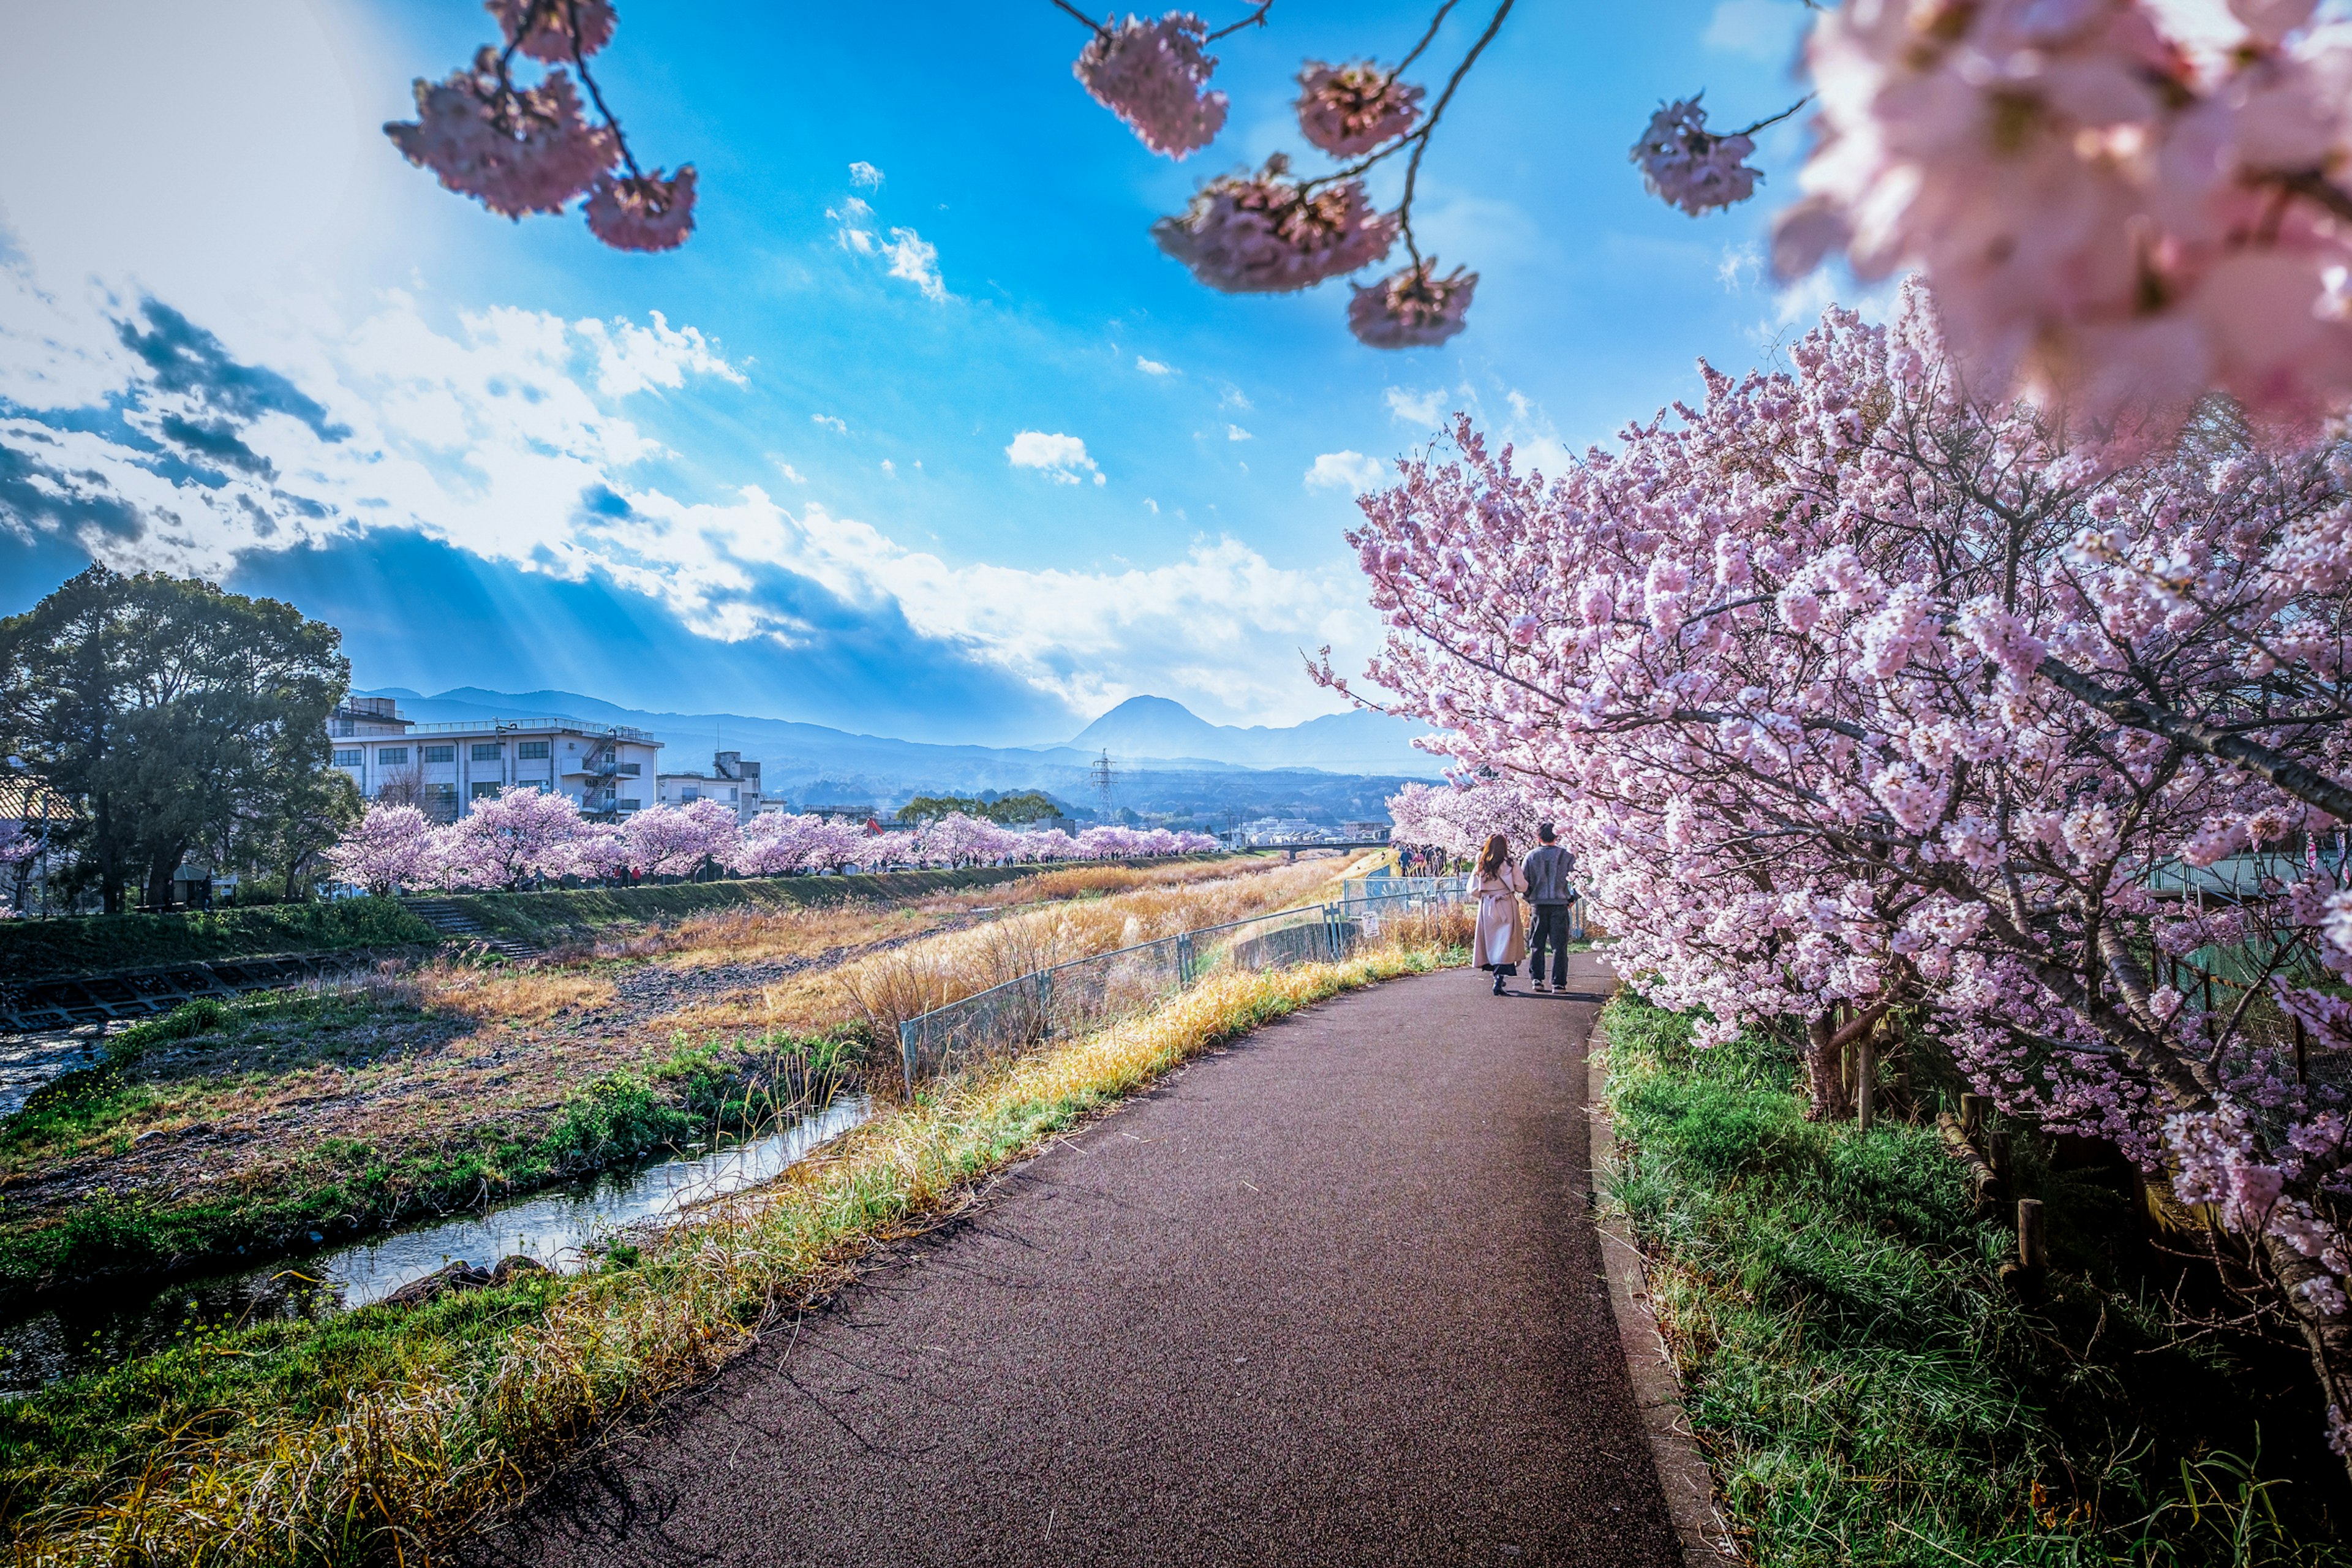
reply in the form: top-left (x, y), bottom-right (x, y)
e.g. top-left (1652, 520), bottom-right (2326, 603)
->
top-left (618, 797), bottom-right (641, 812)
top-left (422, 745), bottom-right (454, 764)
top-left (378, 747), bottom-right (409, 766)
top-left (333, 749), bottom-right (363, 767)
top-left (470, 742), bottom-right (502, 762)
top-left (681, 788), bottom-right (701, 802)
top-left (617, 761), bottom-right (641, 777)
top-left (518, 741), bottom-right (549, 760)
top-left (333, 719), bottom-right (355, 737)
top-left (470, 782), bottom-right (500, 800)
top-left (728, 788), bottom-right (739, 802)
top-left (428, 783), bottom-right (457, 801)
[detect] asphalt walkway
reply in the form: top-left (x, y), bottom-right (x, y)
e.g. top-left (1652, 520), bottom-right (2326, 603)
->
top-left (464, 956), bottom-right (1678, 1567)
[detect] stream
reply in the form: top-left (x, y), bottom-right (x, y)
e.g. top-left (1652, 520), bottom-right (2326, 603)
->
top-left (0, 1091), bottom-right (873, 1395)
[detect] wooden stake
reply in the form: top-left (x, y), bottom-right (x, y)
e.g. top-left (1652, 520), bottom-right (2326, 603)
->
top-left (1988, 1128), bottom-right (2011, 1191)
top-left (2016, 1198), bottom-right (2047, 1272)
top-left (1856, 1025), bottom-right (1877, 1133)
top-left (1959, 1093), bottom-right (1988, 1142)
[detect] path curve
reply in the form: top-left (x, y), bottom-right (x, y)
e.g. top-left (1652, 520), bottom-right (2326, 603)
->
top-left (465, 960), bottom-right (1678, 1567)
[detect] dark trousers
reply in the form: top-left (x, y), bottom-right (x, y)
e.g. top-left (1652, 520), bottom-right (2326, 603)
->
top-left (1529, 903), bottom-right (1572, 988)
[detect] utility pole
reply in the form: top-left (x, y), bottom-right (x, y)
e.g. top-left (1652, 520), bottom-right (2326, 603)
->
top-left (1091, 748), bottom-right (1117, 820)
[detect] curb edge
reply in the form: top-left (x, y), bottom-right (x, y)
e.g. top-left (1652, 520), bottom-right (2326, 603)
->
top-left (1588, 1017), bottom-right (1741, 1566)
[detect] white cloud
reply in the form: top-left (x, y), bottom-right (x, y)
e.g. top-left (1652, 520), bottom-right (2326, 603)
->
top-left (848, 160), bottom-right (884, 189)
top-left (772, 460), bottom-right (807, 484)
top-left (881, 227), bottom-right (946, 302)
top-left (811, 413), bottom-right (847, 432)
top-left (1305, 451), bottom-right (1385, 492)
top-left (1005, 429), bottom-right (1105, 486)
top-left (1702, 0), bottom-right (1806, 61)
top-left (1384, 385), bottom-right (1450, 427)
top-left (1226, 424), bottom-right (1253, 442)
top-left (827, 194), bottom-right (948, 303)
top-left (1219, 386), bottom-right (1253, 411)
top-left (1144, 497), bottom-right (1159, 514)
top-left (575, 311), bottom-right (744, 398)
top-left (880, 458), bottom-right (895, 475)
top-left (1136, 356), bottom-right (1174, 376)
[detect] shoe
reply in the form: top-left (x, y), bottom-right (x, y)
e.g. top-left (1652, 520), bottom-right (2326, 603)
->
top-left (1533, 981), bottom-right (1550, 994)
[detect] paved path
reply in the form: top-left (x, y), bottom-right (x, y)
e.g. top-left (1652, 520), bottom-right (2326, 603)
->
top-left (465, 956), bottom-right (1677, 1567)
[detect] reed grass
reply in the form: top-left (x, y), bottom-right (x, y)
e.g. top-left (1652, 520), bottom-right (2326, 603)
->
top-left (2, 905), bottom-right (1455, 1566)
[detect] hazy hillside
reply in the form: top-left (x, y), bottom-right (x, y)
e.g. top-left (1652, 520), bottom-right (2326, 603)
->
top-left (357, 687), bottom-right (1439, 822)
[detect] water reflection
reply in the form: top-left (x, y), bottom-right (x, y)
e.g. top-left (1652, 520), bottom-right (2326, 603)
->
top-left (1, 1093), bottom-right (872, 1393)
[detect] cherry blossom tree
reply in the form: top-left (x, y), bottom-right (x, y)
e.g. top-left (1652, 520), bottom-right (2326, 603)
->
top-left (620, 797), bottom-right (738, 879)
top-left (1386, 777), bottom-right (1552, 861)
top-left (1324, 281), bottom-right (2352, 1464)
top-left (325, 802), bottom-right (438, 896)
top-left (567, 820), bottom-right (632, 882)
top-left (726, 810), bottom-right (821, 876)
top-left (435, 785), bottom-right (586, 890)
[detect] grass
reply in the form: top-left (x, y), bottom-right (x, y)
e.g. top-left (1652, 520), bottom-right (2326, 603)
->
top-left (0, 898), bottom-right (439, 980)
top-left (0, 921), bottom-right (1463, 1565)
top-left (422, 853), bottom-right (1246, 949)
top-left (1602, 992), bottom-right (2350, 1567)
top-left (0, 993), bottom-right (867, 1304)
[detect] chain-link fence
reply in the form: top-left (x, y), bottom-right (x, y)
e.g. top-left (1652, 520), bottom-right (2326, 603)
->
top-left (897, 886), bottom-right (1472, 1087)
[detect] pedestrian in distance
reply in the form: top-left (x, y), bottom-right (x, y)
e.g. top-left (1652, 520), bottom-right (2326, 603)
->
top-left (1521, 824), bottom-right (1575, 995)
top-left (1469, 832), bottom-right (1528, 995)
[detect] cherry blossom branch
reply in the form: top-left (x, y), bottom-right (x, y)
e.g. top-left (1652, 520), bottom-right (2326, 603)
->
top-left (1049, 0), bottom-right (1110, 35)
top-left (2038, 654), bottom-right (2352, 823)
top-left (1204, 2), bottom-right (1274, 42)
top-left (562, 0), bottom-right (643, 183)
top-left (1728, 96), bottom-right (1811, 139)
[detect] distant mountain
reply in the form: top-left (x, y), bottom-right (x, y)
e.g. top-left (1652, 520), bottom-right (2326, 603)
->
top-left (353, 686), bottom-right (1443, 823)
top-left (1065, 695), bottom-right (1434, 775)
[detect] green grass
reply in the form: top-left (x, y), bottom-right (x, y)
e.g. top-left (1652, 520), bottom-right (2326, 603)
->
top-left (0, 897), bottom-right (439, 980)
top-left (428, 854), bottom-right (1237, 948)
top-left (1604, 993), bottom-right (2349, 1567)
top-left (0, 998), bottom-right (872, 1305)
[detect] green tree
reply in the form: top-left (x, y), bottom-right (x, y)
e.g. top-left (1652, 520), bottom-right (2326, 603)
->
top-left (895, 791), bottom-right (1066, 826)
top-left (0, 566), bottom-right (350, 912)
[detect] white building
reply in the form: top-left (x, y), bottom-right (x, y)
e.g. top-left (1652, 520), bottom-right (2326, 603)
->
top-left (326, 697), bottom-right (663, 820)
top-left (654, 750), bottom-right (766, 822)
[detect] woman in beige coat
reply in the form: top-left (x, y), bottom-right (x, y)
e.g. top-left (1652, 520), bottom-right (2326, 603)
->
top-left (1468, 833), bottom-right (1528, 995)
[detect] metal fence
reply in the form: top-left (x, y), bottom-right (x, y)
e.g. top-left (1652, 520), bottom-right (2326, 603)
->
top-left (897, 885), bottom-right (1472, 1087)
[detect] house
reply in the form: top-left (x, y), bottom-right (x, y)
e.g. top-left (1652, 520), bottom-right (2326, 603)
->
top-left (654, 750), bottom-right (767, 822)
top-left (325, 698), bottom-right (663, 821)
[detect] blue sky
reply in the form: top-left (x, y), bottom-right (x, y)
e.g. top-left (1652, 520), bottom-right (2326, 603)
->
top-left (0, 0), bottom-right (1845, 745)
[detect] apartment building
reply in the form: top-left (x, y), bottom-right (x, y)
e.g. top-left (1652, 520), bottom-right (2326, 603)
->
top-left (326, 697), bottom-right (664, 820)
top-left (654, 750), bottom-right (766, 822)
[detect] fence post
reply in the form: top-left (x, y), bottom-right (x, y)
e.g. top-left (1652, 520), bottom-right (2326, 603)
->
top-left (1178, 931), bottom-right (1194, 989)
top-left (1856, 1024), bottom-right (1877, 1133)
top-left (2016, 1197), bottom-right (2046, 1272)
top-left (1959, 1093), bottom-right (1988, 1142)
top-left (899, 1019), bottom-right (919, 1095)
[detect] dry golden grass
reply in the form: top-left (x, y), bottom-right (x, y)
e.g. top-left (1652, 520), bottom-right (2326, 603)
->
top-left (6, 903), bottom-right (1457, 1567)
top-left (654, 855), bottom-right (1372, 1049)
top-left (421, 965), bottom-right (616, 1025)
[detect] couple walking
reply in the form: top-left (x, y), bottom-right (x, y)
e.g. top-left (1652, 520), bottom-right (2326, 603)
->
top-left (1470, 826), bottom-right (1575, 997)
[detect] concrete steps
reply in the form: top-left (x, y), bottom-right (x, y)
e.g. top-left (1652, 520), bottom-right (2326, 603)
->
top-left (401, 899), bottom-right (543, 962)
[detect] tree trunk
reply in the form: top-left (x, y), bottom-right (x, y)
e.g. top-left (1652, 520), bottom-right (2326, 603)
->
top-left (146, 849), bottom-right (176, 912)
top-left (1804, 1009), bottom-right (1852, 1121)
top-left (2266, 1230), bottom-right (2352, 1483)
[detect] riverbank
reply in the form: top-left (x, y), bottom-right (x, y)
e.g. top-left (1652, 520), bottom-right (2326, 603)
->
top-left (0, 858), bottom-right (1338, 1311)
top-left (1, 921), bottom-right (1467, 1564)
top-left (1600, 993), bottom-right (2351, 1566)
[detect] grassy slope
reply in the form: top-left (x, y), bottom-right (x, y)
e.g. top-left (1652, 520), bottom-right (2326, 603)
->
top-left (0, 996), bottom-right (867, 1303)
top-left (1603, 993), bottom-right (2348, 1567)
top-left (0, 899), bottom-right (438, 981)
top-left (437, 855), bottom-right (1241, 947)
top-left (1, 941), bottom-right (1458, 1565)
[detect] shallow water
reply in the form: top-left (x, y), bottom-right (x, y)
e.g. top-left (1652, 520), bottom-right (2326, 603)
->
top-left (0, 1092), bottom-right (873, 1393)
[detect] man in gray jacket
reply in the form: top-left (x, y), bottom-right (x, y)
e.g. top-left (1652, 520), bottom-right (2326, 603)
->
top-left (1520, 824), bottom-right (1575, 994)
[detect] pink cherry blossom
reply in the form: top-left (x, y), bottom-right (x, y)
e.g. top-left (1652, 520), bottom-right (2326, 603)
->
top-left (1630, 97), bottom-right (1762, 217)
top-left (1294, 61), bottom-right (1423, 157)
top-left (437, 785), bottom-right (587, 889)
top-left (385, 47), bottom-right (618, 219)
top-left (326, 803), bottom-right (437, 896)
top-left (488, 0), bottom-right (616, 62)
top-left (622, 797), bottom-right (739, 878)
top-left (1348, 260), bottom-right (1478, 349)
top-left (584, 165), bottom-right (696, 251)
top-left (1074, 12), bottom-right (1228, 159)
top-left (1152, 155), bottom-right (1397, 293)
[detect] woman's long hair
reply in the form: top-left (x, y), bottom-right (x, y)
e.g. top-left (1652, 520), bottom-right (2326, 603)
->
top-left (1477, 834), bottom-right (1509, 878)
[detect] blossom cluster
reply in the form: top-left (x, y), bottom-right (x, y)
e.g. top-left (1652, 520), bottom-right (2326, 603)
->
top-left (1074, 12), bottom-right (1228, 159)
top-left (1151, 155), bottom-right (1396, 294)
top-left (326, 789), bottom-right (1216, 895)
top-left (384, 1), bottom-right (694, 251)
top-left (1770, 0), bottom-right (2352, 435)
top-left (1629, 97), bottom-right (1762, 217)
top-left (1328, 277), bottom-right (2352, 1436)
top-left (1386, 778), bottom-right (1555, 861)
